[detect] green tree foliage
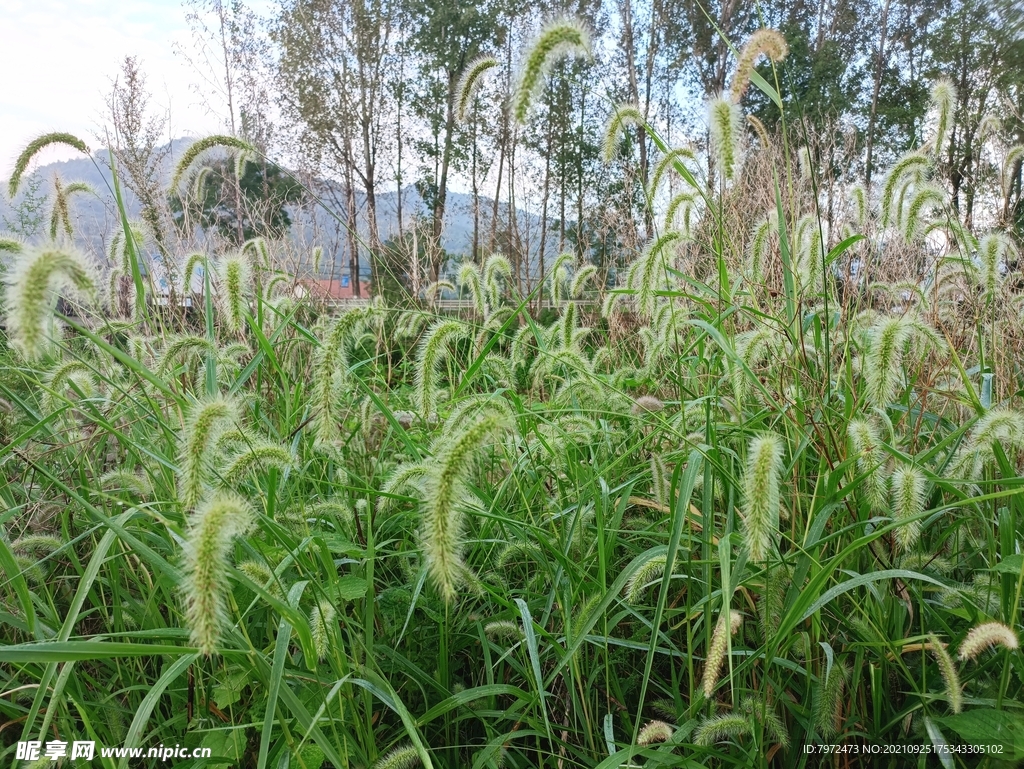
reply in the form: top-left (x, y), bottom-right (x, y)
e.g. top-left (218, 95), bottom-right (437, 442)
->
top-left (928, 0), bottom-right (1024, 228)
top-left (169, 156), bottom-right (302, 245)
top-left (404, 0), bottom-right (505, 275)
top-left (2, 174), bottom-right (49, 240)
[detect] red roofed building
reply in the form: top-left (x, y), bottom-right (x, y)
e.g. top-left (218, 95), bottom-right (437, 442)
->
top-left (298, 275), bottom-right (372, 300)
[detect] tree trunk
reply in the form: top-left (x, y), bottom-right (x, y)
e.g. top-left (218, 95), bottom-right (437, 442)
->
top-left (343, 132), bottom-right (361, 299)
top-left (472, 113), bottom-right (480, 262)
top-left (431, 71), bottom-right (457, 281)
top-left (865, 0), bottom-right (891, 188)
top-left (538, 96), bottom-right (553, 310)
top-left (620, 0), bottom-right (653, 240)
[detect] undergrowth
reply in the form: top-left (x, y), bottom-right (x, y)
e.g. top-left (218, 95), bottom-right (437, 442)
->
top-left (1, 19), bottom-right (1023, 769)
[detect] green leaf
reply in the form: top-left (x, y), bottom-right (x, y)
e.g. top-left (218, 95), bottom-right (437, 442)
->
top-left (0, 534), bottom-right (37, 640)
top-left (348, 669), bottom-right (435, 769)
top-left (295, 743), bottom-right (326, 769)
top-left (213, 666), bottom-right (252, 710)
top-left (201, 728), bottom-right (248, 766)
top-left (991, 554), bottom-right (1024, 574)
top-left (924, 716), bottom-right (954, 769)
top-left (0, 641), bottom-right (194, 663)
top-left (515, 597), bottom-right (551, 737)
top-left (824, 234), bottom-right (865, 266)
top-left (336, 575), bottom-right (368, 601)
top-left (118, 654), bottom-right (199, 769)
top-left (258, 613), bottom-right (294, 769)
top-left (749, 70), bottom-right (782, 109)
top-left (799, 569), bottom-right (947, 621)
top-left (936, 710), bottom-right (1024, 758)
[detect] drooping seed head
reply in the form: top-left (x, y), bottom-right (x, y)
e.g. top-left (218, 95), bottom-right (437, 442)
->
top-left (814, 661), bottom-right (849, 738)
top-left (848, 418), bottom-right (888, 511)
top-left (880, 153), bottom-right (930, 228)
top-left (217, 251), bottom-right (253, 334)
top-left (902, 184), bottom-right (946, 242)
top-left (456, 55), bottom-right (498, 121)
top-left (98, 469), bottom-right (154, 498)
top-left (927, 635), bottom-right (962, 713)
top-left (181, 491), bottom-right (253, 655)
top-left (958, 621), bottom-right (1019, 661)
top-left (513, 17), bottom-right (592, 123)
top-left (311, 306), bottom-right (375, 444)
top-left (977, 232), bottom-right (1015, 300)
top-left (378, 462), bottom-right (431, 516)
top-left (223, 441), bottom-right (295, 486)
top-left (741, 696), bottom-right (789, 747)
top-left (171, 135), bottom-right (257, 195)
top-left (624, 553), bottom-right (667, 604)
top-left (457, 262), bottom-right (486, 317)
top-left (0, 232), bottom-right (26, 254)
top-left (648, 147), bottom-right (697, 201)
top-left (863, 317), bottom-right (911, 407)
top-left (11, 534), bottom-right (65, 557)
top-left (8, 132), bottom-right (90, 198)
top-left (665, 192), bottom-right (699, 236)
top-left (421, 409), bottom-right (510, 602)
top-left (309, 599), bottom-right (336, 661)
top-left (188, 165), bottom-right (214, 204)
top-left (759, 564), bottom-right (789, 642)
top-left (637, 720), bottom-right (674, 745)
top-left (3, 247), bottom-right (97, 360)
top-left (729, 28), bottom-right (789, 103)
top-left (178, 396), bottom-right (239, 510)
top-left (747, 114), bottom-right (770, 147)
top-left (978, 114), bottom-right (1001, 143)
top-left (415, 319), bottom-right (467, 417)
top-left (954, 408), bottom-right (1024, 479)
top-left (484, 619), bottom-right (523, 643)
top-left (602, 104), bottom-right (645, 163)
top-left (569, 264), bottom-right (598, 299)
top-left (798, 146), bottom-right (813, 180)
top-left (632, 395), bottom-right (665, 415)
top-left (1001, 145), bottom-right (1024, 197)
top-left (483, 252), bottom-right (513, 306)
top-left (849, 184), bottom-right (868, 227)
top-left (48, 180), bottom-right (95, 241)
top-left (157, 334), bottom-right (217, 375)
top-left (372, 745), bottom-right (421, 769)
top-left (694, 713), bottom-right (752, 746)
top-left (633, 231), bottom-right (681, 318)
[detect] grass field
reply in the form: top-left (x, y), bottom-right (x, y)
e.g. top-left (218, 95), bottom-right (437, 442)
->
top-left (2, 22), bottom-right (1024, 769)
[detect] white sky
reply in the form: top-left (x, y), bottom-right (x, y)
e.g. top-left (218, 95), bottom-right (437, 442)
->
top-left (1, 0), bottom-right (233, 176)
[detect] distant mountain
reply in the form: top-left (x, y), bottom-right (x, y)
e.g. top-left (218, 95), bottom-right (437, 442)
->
top-left (0, 139), bottom-right (551, 280)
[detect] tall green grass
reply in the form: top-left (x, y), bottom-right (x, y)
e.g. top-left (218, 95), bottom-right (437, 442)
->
top-left (2, 21), bottom-right (1024, 769)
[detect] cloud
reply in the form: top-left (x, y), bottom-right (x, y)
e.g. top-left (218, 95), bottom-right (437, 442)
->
top-left (1, 0), bottom-right (225, 174)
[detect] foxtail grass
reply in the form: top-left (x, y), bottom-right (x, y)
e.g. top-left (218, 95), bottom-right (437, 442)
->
top-left (958, 622), bottom-right (1019, 661)
top-left (178, 396), bottom-right (239, 509)
top-left (456, 55), bottom-right (498, 121)
top-left (513, 18), bottom-right (592, 123)
top-left (741, 434), bottom-right (784, 561)
top-left (8, 132), bottom-right (89, 198)
top-left (181, 491), bottom-right (253, 655)
top-left (729, 28), bottom-right (788, 103)
top-left (3, 247), bottom-right (96, 360)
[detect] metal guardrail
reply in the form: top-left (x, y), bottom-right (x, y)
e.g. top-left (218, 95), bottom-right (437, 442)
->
top-left (0, 296), bottom-right (602, 332)
top-left (322, 297), bottom-right (599, 310)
